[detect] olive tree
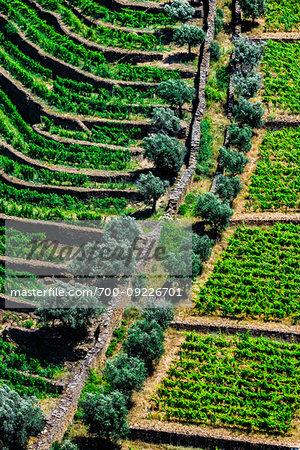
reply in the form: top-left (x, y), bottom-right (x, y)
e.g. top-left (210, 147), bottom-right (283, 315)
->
top-left (215, 174), bottom-right (242, 201)
top-left (0, 384), bottom-right (44, 448)
top-left (233, 69), bottom-right (263, 99)
top-left (239, 0), bottom-right (266, 20)
top-left (151, 107), bottom-right (182, 136)
top-left (195, 192), bottom-right (233, 230)
top-left (124, 319), bottom-right (164, 372)
top-left (219, 147), bottom-right (249, 175)
top-left (157, 80), bottom-right (195, 117)
top-left (192, 234), bottom-right (214, 262)
top-left (79, 390), bottom-right (129, 441)
top-left (103, 353), bottom-right (147, 401)
top-left (143, 133), bottom-right (185, 174)
top-left (164, 0), bottom-right (195, 23)
top-left (136, 172), bottom-right (169, 214)
top-left (234, 37), bottom-right (265, 70)
top-left (173, 25), bottom-right (206, 54)
top-left (228, 123), bottom-right (252, 152)
top-left (142, 299), bottom-right (174, 330)
top-left (233, 97), bottom-right (264, 127)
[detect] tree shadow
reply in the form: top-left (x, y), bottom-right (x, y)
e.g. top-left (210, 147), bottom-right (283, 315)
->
top-left (72, 437), bottom-right (120, 450)
top-left (164, 52), bottom-right (197, 65)
top-left (2, 325), bottom-right (89, 363)
top-left (241, 19), bottom-right (260, 33)
top-left (130, 208), bottom-right (154, 220)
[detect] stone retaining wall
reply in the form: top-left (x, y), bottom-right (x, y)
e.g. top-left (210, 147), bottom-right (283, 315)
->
top-left (0, 214), bottom-right (104, 245)
top-left (129, 427), bottom-right (295, 450)
top-left (0, 141), bottom-right (149, 183)
top-left (0, 169), bottom-right (141, 201)
top-left (28, 299), bottom-right (125, 449)
top-left (0, 255), bottom-right (66, 277)
top-left (229, 213), bottom-right (300, 226)
top-left (23, 0), bottom-right (166, 64)
top-left (0, 13), bottom-right (157, 93)
top-left (172, 321), bottom-right (300, 343)
top-left (166, 0), bottom-right (216, 215)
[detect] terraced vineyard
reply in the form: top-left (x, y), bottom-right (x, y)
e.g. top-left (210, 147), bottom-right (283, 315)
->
top-left (195, 223), bottom-right (300, 323)
top-left (0, 338), bottom-right (62, 397)
top-left (265, 0), bottom-right (300, 32)
top-left (153, 332), bottom-right (300, 434)
top-left (1, 0), bottom-right (300, 448)
top-left (262, 40), bottom-right (300, 114)
top-left (0, 0), bottom-right (206, 447)
top-left (0, 0), bottom-right (201, 222)
top-left (247, 127), bottom-right (300, 211)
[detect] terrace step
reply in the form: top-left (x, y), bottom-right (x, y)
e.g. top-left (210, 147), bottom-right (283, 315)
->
top-left (0, 13), bottom-right (158, 92)
top-left (0, 170), bottom-right (141, 201)
top-left (23, 0), bottom-right (167, 64)
top-left (64, 0), bottom-right (175, 42)
top-left (32, 125), bottom-right (143, 158)
top-left (0, 140), bottom-right (150, 183)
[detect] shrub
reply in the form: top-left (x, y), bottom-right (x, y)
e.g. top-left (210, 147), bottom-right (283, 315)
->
top-left (151, 107), bottom-right (182, 136)
top-left (192, 234), bottom-right (214, 261)
top-left (173, 25), bottom-right (206, 54)
top-left (219, 147), bottom-right (249, 175)
top-left (177, 203), bottom-right (189, 215)
top-left (143, 133), bottom-right (185, 174)
top-left (228, 123), bottom-right (252, 152)
top-left (234, 37), bottom-right (265, 70)
top-left (185, 193), bottom-right (197, 204)
top-left (103, 353), bottom-right (147, 400)
top-left (143, 300), bottom-right (174, 329)
top-left (157, 80), bottom-right (195, 117)
top-left (195, 192), bottom-right (233, 230)
top-left (209, 40), bottom-right (221, 61)
top-left (239, 0), bottom-right (266, 20)
top-left (233, 69), bottom-right (263, 98)
top-left (215, 8), bottom-right (224, 36)
top-left (164, 0), bottom-right (195, 23)
top-left (0, 384), bottom-right (44, 448)
top-left (233, 97), bottom-right (264, 127)
top-left (124, 319), bottom-right (164, 372)
top-left (215, 174), bottom-right (242, 201)
top-left (79, 390), bottom-right (129, 440)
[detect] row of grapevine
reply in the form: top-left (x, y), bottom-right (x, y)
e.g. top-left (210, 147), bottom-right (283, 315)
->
top-left (247, 126), bottom-right (300, 211)
top-left (195, 223), bottom-right (300, 323)
top-left (153, 332), bottom-right (300, 435)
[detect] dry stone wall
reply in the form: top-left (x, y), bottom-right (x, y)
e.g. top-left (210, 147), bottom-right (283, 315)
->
top-left (166, 0), bottom-right (216, 215)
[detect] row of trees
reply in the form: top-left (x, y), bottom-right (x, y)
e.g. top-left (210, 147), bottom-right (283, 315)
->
top-left (136, 79), bottom-right (195, 213)
top-left (195, 37), bottom-right (265, 230)
top-left (165, 0), bottom-right (206, 55)
top-left (135, 0), bottom-right (210, 212)
top-left (78, 303), bottom-right (174, 443)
